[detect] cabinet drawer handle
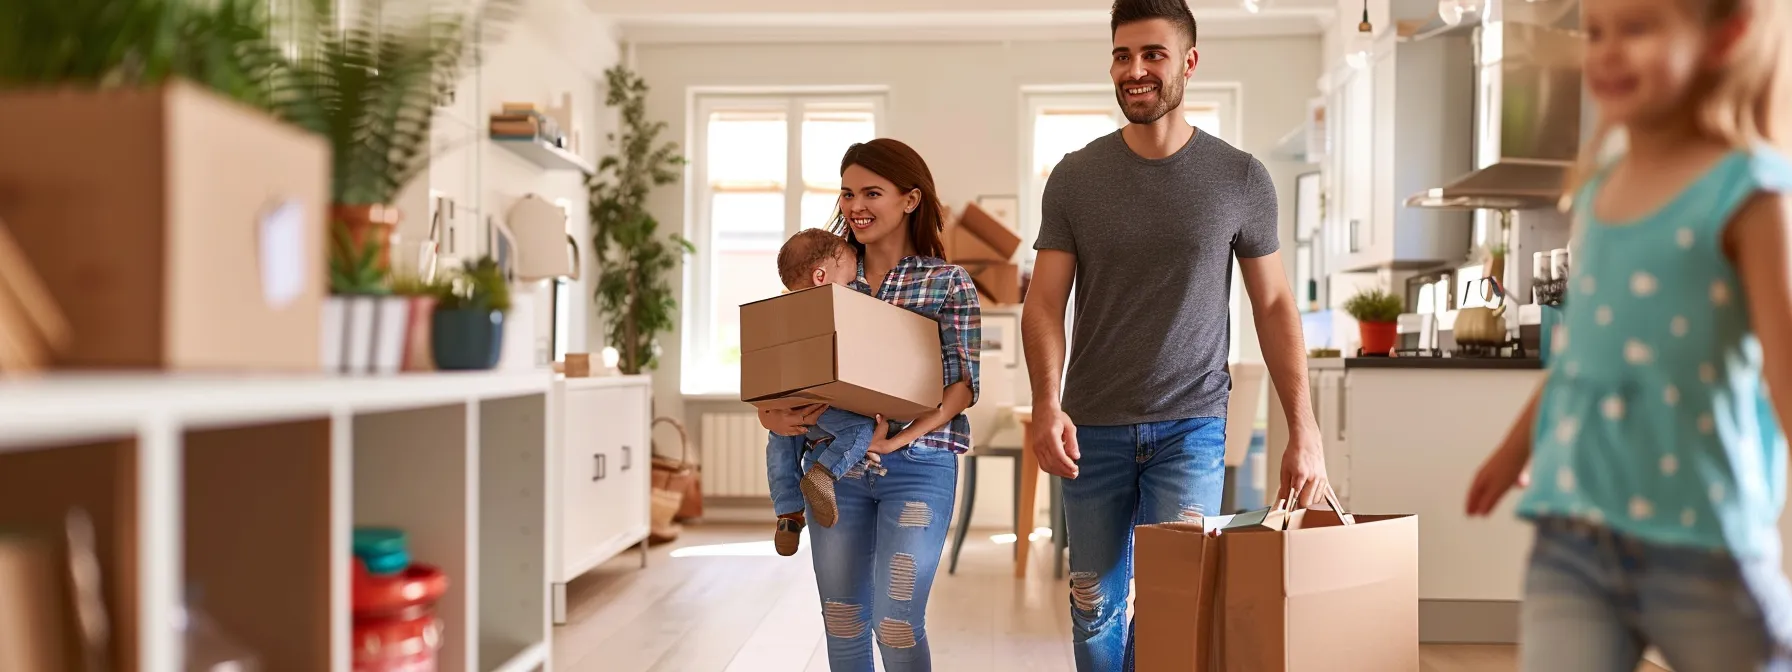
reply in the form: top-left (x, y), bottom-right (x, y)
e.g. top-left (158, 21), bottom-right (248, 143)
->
top-left (593, 453), bottom-right (607, 481)
top-left (622, 445), bottom-right (632, 471)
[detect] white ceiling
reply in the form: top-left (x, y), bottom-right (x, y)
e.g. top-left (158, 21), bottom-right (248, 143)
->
top-left (592, 0), bottom-right (1338, 44)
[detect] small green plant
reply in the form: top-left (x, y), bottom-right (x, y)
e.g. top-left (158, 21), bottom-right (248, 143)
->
top-left (1343, 288), bottom-right (1404, 324)
top-left (389, 271), bottom-right (449, 298)
top-left (329, 222), bottom-right (388, 295)
top-left (436, 256), bottom-right (510, 313)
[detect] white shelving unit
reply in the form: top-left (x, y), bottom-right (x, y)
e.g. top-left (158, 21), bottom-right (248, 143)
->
top-left (0, 371), bottom-right (556, 672)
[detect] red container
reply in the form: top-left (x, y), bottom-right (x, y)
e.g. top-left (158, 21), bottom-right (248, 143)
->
top-left (1359, 321), bottom-right (1398, 356)
top-left (353, 559), bottom-right (449, 672)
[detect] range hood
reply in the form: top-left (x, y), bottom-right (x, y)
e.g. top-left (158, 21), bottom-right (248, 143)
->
top-left (1406, 0), bottom-right (1586, 211)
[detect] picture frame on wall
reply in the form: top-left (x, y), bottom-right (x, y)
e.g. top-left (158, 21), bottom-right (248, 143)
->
top-left (1295, 171), bottom-right (1320, 244)
top-left (982, 312), bottom-right (1020, 369)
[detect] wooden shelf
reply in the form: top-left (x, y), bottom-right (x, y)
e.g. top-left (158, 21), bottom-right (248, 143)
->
top-left (0, 370), bottom-right (556, 672)
top-left (0, 371), bottom-right (552, 450)
top-left (490, 135), bottom-right (594, 175)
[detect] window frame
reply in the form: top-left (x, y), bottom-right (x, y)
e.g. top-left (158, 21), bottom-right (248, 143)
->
top-left (683, 89), bottom-right (888, 396)
top-left (1016, 83), bottom-right (1248, 362)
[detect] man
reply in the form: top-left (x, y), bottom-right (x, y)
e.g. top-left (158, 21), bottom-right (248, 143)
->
top-left (1020, 0), bottom-right (1328, 668)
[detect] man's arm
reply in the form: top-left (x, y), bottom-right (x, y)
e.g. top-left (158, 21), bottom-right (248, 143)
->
top-left (1239, 251), bottom-right (1328, 505)
top-left (1022, 250), bottom-right (1075, 407)
top-left (1022, 249), bottom-right (1081, 477)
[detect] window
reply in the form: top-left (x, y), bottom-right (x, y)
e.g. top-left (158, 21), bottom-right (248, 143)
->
top-left (1020, 86), bottom-right (1247, 361)
top-left (684, 93), bottom-right (884, 395)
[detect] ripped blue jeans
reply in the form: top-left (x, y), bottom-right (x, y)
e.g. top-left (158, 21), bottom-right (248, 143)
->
top-left (1062, 417), bottom-right (1227, 672)
top-left (808, 444), bottom-right (959, 672)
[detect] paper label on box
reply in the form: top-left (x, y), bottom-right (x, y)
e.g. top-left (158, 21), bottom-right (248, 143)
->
top-left (257, 199), bottom-right (306, 309)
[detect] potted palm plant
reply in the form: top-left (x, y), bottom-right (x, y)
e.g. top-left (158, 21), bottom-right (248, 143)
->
top-left (431, 257), bottom-right (510, 371)
top-left (270, 0), bottom-right (522, 271)
top-left (1344, 288), bottom-right (1405, 356)
top-left (589, 65), bottom-right (693, 375)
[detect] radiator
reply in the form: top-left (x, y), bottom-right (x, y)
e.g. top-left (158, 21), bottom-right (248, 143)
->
top-left (699, 412), bottom-right (769, 498)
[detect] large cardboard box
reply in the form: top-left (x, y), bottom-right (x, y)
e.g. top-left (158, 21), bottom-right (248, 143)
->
top-left (966, 262), bottom-right (1022, 305)
top-left (1134, 507), bottom-right (1419, 671)
top-left (740, 284), bottom-right (943, 421)
top-left (944, 222), bottom-right (1008, 263)
top-left (957, 202), bottom-right (1023, 259)
top-left (0, 82), bottom-right (330, 371)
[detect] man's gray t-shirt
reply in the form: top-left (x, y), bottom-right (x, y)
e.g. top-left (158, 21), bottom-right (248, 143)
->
top-left (1035, 129), bottom-right (1279, 427)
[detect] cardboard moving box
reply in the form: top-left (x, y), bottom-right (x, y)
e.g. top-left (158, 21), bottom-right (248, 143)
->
top-left (740, 284), bottom-right (943, 421)
top-left (944, 222), bottom-right (1008, 263)
top-left (0, 82), bottom-right (329, 371)
top-left (956, 202), bottom-right (1023, 259)
top-left (1134, 503), bottom-right (1419, 671)
top-left (966, 263), bottom-right (1022, 305)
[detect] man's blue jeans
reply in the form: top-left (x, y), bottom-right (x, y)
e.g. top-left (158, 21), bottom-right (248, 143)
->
top-left (764, 408), bottom-right (877, 515)
top-left (1063, 416), bottom-right (1227, 672)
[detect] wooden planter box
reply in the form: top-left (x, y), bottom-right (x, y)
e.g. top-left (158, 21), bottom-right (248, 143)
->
top-left (0, 81), bottom-right (330, 371)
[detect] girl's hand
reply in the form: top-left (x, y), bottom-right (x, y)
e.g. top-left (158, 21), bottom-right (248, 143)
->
top-left (865, 415), bottom-right (903, 458)
top-left (758, 404), bottom-right (827, 437)
top-left (1466, 442), bottom-right (1532, 517)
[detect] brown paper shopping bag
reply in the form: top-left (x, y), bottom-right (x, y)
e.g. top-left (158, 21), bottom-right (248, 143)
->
top-left (1135, 489), bottom-right (1420, 672)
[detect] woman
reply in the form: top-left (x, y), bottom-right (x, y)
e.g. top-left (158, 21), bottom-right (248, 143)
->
top-left (758, 138), bottom-right (980, 671)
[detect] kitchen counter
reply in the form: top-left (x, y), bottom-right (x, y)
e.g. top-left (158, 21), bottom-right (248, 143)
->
top-left (1345, 357), bottom-right (1544, 371)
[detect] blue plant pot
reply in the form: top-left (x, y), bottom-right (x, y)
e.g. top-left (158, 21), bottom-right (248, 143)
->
top-left (432, 308), bottom-right (504, 371)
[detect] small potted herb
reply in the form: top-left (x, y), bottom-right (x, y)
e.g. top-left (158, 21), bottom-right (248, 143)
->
top-left (327, 222), bottom-right (401, 374)
top-left (431, 257), bottom-right (511, 371)
top-left (1344, 288), bottom-right (1404, 356)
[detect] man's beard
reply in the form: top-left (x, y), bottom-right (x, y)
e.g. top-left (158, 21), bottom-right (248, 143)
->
top-left (1116, 75), bottom-right (1186, 125)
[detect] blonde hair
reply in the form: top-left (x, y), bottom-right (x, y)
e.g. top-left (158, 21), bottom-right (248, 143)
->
top-left (1564, 0), bottom-right (1792, 208)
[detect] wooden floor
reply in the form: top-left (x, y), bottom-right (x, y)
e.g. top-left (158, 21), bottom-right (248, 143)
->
top-left (553, 524), bottom-right (1664, 672)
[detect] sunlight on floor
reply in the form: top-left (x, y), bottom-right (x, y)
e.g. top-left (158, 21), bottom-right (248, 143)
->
top-left (669, 540), bottom-right (786, 558)
top-left (989, 527), bottom-right (1054, 545)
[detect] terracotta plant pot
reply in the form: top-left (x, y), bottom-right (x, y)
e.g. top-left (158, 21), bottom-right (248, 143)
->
top-left (1359, 320), bottom-right (1398, 356)
top-left (401, 296), bottom-right (438, 372)
top-left (333, 204), bottom-right (401, 272)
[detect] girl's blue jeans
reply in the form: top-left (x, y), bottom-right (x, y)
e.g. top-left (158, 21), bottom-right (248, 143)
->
top-left (1522, 516), bottom-right (1792, 671)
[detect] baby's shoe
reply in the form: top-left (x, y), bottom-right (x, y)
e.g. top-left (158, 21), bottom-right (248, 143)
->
top-left (800, 463), bottom-right (839, 528)
top-left (775, 516), bottom-right (804, 557)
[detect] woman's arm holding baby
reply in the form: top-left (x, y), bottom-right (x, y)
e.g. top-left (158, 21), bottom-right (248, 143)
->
top-left (868, 267), bottom-right (982, 454)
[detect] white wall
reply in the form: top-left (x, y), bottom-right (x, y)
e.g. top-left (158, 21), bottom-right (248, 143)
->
top-left (396, 0), bottom-right (618, 367)
top-left (631, 35), bottom-right (1320, 527)
top-left (635, 35), bottom-right (1321, 420)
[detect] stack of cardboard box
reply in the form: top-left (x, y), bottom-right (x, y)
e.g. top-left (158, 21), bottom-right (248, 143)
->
top-left (942, 203), bottom-right (1023, 306)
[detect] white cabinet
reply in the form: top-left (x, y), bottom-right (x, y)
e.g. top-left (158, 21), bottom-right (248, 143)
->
top-left (548, 374), bottom-right (652, 624)
top-left (1346, 368), bottom-right (1542, 602)
top-left (1323, 34), bottom-right (1477, 274)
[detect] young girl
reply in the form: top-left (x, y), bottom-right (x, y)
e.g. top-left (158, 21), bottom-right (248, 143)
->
top-left (1465, 0), bottom-right (1792, 668)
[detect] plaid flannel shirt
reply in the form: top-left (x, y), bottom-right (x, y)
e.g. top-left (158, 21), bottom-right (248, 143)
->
top-left (851, 256), bottom-right (981, 454)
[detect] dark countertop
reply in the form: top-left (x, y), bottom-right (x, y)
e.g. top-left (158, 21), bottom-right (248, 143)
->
top-left (1345, 356), bottom-right (1545, 371)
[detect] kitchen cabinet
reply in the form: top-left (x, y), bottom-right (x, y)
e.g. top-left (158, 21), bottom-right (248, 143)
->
top-left (1346, 367), bottom-right (1541, 604)
top-left (548, 374), bottom-right (652, 624)
top-left (1322, 33), bottom-right (1477, 274)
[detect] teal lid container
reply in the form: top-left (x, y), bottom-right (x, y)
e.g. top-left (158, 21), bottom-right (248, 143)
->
top-left (352, 528), bottom-right (410, 575)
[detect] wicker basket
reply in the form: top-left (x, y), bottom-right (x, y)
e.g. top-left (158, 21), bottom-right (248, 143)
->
top-left (649, 417), bottom-right (698, 542)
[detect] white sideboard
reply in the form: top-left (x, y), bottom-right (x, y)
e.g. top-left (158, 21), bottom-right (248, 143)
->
top-left (548, 374), bottom-right (652, 625)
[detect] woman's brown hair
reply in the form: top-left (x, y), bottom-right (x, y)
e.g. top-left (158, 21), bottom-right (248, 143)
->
top-left (827, 138), bottom-right (947, 260)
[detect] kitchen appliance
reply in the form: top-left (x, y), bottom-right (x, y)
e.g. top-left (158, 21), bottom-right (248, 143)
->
top-left (1405, 0), bottom-right (1585, 211)
top-left (1455, 277), bottom-right (1509, 345)
top-left (505, 194), bottom-right (582, 282)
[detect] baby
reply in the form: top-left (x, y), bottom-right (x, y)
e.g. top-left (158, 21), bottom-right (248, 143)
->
top-left (765, 228), bottom-right (880, 557)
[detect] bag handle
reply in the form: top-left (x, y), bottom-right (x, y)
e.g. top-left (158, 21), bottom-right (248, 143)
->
top-left (1274, 482), bottom-right (1353, 526)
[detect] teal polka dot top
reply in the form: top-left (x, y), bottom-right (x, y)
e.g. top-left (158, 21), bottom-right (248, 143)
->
top-left (1518, 145), bottom-right (1792, 559)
